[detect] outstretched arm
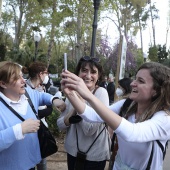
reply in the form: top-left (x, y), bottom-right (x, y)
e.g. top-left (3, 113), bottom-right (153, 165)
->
top-left (61, 70), bottom-right (122, 130)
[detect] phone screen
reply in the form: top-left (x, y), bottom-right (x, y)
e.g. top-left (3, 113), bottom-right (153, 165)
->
top-left (64, 53), bottom-right (67, 70)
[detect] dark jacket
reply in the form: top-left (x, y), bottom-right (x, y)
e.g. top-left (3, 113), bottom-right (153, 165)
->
top-left (107, 82), bottom-right (115, 105)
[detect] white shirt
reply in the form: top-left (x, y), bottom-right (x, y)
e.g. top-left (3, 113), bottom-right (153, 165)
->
top-left (79, 100), bottom-right (170, 170)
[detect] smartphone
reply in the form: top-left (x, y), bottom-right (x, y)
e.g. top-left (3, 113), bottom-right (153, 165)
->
top-left (64, 53), bottom-right (67, 70)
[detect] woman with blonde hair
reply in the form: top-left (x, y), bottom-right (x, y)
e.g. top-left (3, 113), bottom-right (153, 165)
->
top-left (0, 61), bottom-right (65, 170)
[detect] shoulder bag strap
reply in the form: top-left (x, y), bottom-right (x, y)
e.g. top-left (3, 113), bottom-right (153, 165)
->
top-left (146, 141), bottom-right (154, 170)
top-left (0, 97), bottom-right (25, 121)
top-left (25, 90), bottom-right (39, 119)
top-left (75, 123), bottom-right (106, 154)
top-left (75, 86), bottom-right (105, 154)
top-left (156, 140), bottom-right (168, 160)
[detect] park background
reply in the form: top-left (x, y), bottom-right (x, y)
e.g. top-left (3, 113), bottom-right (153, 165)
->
top-left (0, 1), bottom-right (170, 169)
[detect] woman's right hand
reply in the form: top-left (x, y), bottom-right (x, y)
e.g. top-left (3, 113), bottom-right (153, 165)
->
top-left (21, 119), bottom-right (40, 134)
top-left (61, 70), bottom-right (91, 100)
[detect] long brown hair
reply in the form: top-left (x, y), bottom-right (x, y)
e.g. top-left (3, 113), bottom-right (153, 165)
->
top-left (126, 62), bottom-right (170, 122)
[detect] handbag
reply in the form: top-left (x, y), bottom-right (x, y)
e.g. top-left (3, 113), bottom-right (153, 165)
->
top-left (38, 120), bottom-right (58, 158)
top-left (0, 91), bottom-right (58, 159)
top-left (25, 90), bottom-right (58, 158)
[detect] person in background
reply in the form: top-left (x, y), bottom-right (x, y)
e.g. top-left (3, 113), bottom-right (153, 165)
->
top-left (99, 75), bottom-right (108, 89)
top-left (61, 62), bottom-right (170, 170)
top-left (23, 61), bottom-right (54, 170)
top-left (45, 77), bottom-right (54, 94)
top-left (0, 61), bottom-right (66, 170)
top-left (57, 56), bottom-right (111, 170)
top-left (115, 78), bottom-right (132, 101)
top-left (107, 76), bottom-right (115, 105)
top-left (24, 61), bottom-right (53, 122)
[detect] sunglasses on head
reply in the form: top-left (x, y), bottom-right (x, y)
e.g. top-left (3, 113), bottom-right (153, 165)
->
top-left (81, 56), bottom-right (100, 63)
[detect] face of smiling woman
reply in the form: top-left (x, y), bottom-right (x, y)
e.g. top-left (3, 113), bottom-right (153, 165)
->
top-left (78, 63), bottom-right (99, 91)
top-left (129, 69), bottom-right (157, 105)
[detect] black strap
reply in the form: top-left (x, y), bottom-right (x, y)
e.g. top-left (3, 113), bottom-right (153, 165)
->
top-left (75, 123), bottom-right (106, 154)
top-left (25, 90), bottom-right (39, 118)
top-left (75, 86), bottom-right (105, 154)
top-left (119, 98), bottom-right (133, 117)
top-left (0, 97), bottom-right (25, 121)
top-left (156, 140), bottom-right (168, 160)
top-left (110, 133), bottom-right (116, 151)
top-left (146, 142), bottom-right (154, 170)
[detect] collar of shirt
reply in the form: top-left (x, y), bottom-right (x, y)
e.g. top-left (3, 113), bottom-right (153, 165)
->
top-left (0, 92), bottom-right (28, 115)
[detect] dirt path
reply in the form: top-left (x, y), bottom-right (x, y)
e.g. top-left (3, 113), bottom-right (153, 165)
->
top-left (46, 137), bottom-right (67, 170)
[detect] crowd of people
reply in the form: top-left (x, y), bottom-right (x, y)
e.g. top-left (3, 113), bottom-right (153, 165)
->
top-left (0, 58), bottom-right (170, 170)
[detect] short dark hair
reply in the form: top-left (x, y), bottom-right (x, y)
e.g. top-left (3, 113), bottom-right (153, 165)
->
top-left (75, 57), bottom-right (104, 85)
top-left (118, 78), bottom-right (132, 95)
top-left (26, 61), bottom-right (47, 79)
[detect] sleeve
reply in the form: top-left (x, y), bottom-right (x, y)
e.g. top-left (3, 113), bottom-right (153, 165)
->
top-left (0, 127), bottom-right (17, 152)
top-left (108, 99), bottom-right (126, 114)
top-left (79, 99), bottom-right (125, 123)
top-left (13, 124), bottom-right (25, 140)
top-left (38, 105), bottom-right (53, 119)
top-left (25, 87), bottom-right (53, 112)
top-left (79, 87), bottom-right (109, 136)
top-left (115, 111), bottom-right (170, 142)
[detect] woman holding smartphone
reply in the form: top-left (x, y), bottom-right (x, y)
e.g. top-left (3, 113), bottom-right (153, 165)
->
top-left (61, 62), bottom-right (170, 170)
top-left (57, 56), bottom-right (111, 170)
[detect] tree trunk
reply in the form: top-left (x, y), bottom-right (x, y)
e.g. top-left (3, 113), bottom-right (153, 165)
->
top-left (138, 11), bottom-right (144, 58)
top-left (75, 0), bottom-right (82, 64)
top-left (11, 0), bottom-right (24, 48)
top-left (46, 0), bottom-right (56, 67)
top-left (0, 0), bottom-right (2, 19)
top-left (150, 2), bottom-right (156, 46)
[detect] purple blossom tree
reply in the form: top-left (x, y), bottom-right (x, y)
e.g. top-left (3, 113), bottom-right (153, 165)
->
top-left (102, 38), bottom-right (138, 77)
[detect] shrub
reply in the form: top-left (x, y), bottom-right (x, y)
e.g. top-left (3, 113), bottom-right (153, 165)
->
top-left (46, 108), bottom-right (61, 137)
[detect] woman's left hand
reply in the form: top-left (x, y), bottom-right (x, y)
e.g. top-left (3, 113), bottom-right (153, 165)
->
top-left (52, 99), bottom-right (66, 112)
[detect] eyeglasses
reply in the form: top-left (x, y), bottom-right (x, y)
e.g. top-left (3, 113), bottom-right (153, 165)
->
top-left (81, 56), bottom-right (100, 63)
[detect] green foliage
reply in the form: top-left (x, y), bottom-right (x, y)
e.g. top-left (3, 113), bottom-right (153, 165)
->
top-left (162, 59), bottom-right (170, 68)
top-left (157, 44), bottom-right (168, 63)
top-left (7, 48), bottom-right (33, 66)
top-left (46, 109), bottom-right (60, 137)
top-left (0, 44), bottom-right (7, 61)
top-left (148, 46), bottom-right (158, 62)
top-left (48, 64), bottom-right (57, 74)
top-left (136, 49), bottom-right (144, 67)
